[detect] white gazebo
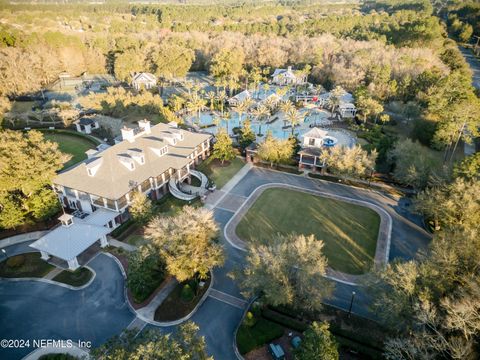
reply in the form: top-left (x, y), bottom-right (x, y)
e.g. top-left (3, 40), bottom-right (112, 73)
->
top-left (30, 210), bottom-right (118, 270)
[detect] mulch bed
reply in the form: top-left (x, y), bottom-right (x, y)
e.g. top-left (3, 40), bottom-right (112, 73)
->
top-left (154, 275), bottom-right (211, 322)
top-left (107, 250), bottom-right (170, 310)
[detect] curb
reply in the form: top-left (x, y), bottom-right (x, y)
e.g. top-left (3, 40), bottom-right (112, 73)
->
top-left (0, 265), bottom-right (97, 291)
top-left (233, 296), bottom-right (258, 360)
top-left (223, 182), bottom-right (393, 285)
top-left (138, 271), bottom-right (215, 327)
top-left (105, 251), bottom-right (214, 327)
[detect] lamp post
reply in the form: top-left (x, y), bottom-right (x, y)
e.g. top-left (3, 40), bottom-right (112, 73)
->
top-left (348, 291), bottom-right (356, 318)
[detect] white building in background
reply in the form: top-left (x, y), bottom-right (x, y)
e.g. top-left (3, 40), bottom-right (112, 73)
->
top-left (228, 90), bottom-right (252, 107)
top-left (131, 72), bottom-right (157, 90)
top-left (74, 117), bottom-right (99, 134)
top-left (271, 66), bottom-right (307, 86)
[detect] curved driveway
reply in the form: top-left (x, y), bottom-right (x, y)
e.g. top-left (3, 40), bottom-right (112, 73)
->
top-left (0, 167), bottom-right (431, 360)
top-left (0, 253), bottom-right (135, 360)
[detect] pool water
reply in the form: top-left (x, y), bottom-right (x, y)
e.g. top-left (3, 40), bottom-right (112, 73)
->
top-left (185, 108), bottom-right (356, 147)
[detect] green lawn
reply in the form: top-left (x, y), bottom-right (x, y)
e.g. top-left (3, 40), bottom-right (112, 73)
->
top-left (197, 157), bottom-right (245, 189)
top-left (125, 234), bottom-right (148, 247)
top-left (52, 267), bottom-right (93, 287)
top-left (42, 131), bottom-right (98, 168)
top-left (236, 317), bottom-right (284, 355)
top-left (0, 253), bottom-right (54, 278)
top-left (235, 188), bottom-right (380, 274)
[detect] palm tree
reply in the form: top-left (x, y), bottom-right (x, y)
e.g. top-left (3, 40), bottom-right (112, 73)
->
top-left (206, 91), bottom-right (216, 112)
top-left (233, 98), bottom-right (253, 126)
top-left (279, 99), bottom-right (295, 115)
top-left (251, 104), bottom-right (270, 136)
top-left (285, 108), bottom-right (304, 136)
top-left (329, 86), bottom-right (346, 114)
top-left (216, 90), bottom-right (227, 115)
top-left (262, 83), bottom-right (270, 98)
top-left (186, 91), bottom-right (207, 124)
top-left (222, 111), bottom-right (232, 133)
top-left (183, 81), bottom-right (194, 96)
top-left (263, 96), bottom-right (278, 114)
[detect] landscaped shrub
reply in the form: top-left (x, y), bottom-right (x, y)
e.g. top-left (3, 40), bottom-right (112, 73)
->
top-left (110, 218), bottom-right (135, 239)
top-left (127, 247), bottom-right (166, 303)
top-left (6, 254), bottom-right (25, 268)
top-left (243, 311), bottom-right (257, 327)
top-left (38, 352), bottom-right (77, 360)
top-left (262, 308), bottom-right (309, 332)
top-left (180, 284), bottom-right (194, 302)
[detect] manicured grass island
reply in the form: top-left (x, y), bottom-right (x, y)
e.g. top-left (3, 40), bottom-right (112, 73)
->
top-left (0, 253), bottom-right (54, 278)
top-left (198, 157), bottom-right (245, 189)
top-left (41, 130), bottom-right (99, 169)
top-left (52, 267), bottom-right (93, 287)
top-left (235, 188), bottom-right (380, 274)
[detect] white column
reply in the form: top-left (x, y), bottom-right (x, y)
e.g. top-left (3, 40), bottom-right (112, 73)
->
top-left (40, 251), bottom-right (50, 261)
top-left (100, 235), bottom-right (108, 248)
top-left (67, 257), bottom-right (79, 270)
top-left (85, 124), bottom-right (92, 134)
top-left (75, 123), bottom-right (81, 132)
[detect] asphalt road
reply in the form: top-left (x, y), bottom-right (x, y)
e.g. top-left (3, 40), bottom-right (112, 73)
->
top-left (459, 46), bottom-right (480, 90)
top-left (0, 253), bottom-right (135, 360)
top-left (0, 167), bottom-right (431, 359)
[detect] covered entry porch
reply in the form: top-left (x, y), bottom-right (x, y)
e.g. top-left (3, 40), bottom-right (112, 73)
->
top-left (30, 210), bottom-right (119, 270)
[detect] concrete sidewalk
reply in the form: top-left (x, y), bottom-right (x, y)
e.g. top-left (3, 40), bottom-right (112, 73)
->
top-left (204, 162), bottom-right (252, 210)
top-left (135, 278), bottom-right (178, 321)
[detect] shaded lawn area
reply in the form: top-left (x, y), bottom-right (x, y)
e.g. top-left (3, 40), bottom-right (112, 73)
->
top-left (237, 318), bottom-right (284, 355)
top-left (197, 157), bottom-right (245, 189)
top-left (42, 131), bottom-right (98, 168)
top-left (125, 234), bottom-right (148, 247)
top-left (52, 267), bottom-right (93, 287)
top-left (154, 275), bottom-right (211, 322)
top-left (0, 253), bottom-right (54, 278)
top-left (235, 188), bottom-right (380, 274)
top-left (154, 193), bottom-right (201, 216)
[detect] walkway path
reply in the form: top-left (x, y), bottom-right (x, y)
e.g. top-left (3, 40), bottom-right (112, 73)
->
top-left (109, 238), bottom-right (136, 252)
top-left (135, 278), bottom-right (178, 322)
top-left (209, 288), bottom-right (247, 310)
top-left (43, 267), bottom-right (63, 280)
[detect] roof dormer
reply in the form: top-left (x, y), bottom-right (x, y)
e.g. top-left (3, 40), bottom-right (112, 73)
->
top-left (150, 145), bottom-right (168, 157)
top-left (86, 157), bottom-right (103, 177)
top-left (117, 154), bottom-right (136, 171)
top-left (127, 148), bottom-right (145, 165)
top-left (161, 133), bottom-right (177, 146)
top-left (171, 129), bottom-right (184, 141)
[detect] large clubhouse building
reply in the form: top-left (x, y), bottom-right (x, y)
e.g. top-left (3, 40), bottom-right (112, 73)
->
top-left (30, 121), bottom-right (212, 269)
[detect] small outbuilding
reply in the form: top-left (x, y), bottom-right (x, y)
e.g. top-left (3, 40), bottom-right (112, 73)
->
top-left (131, 72), bottom-right (157, 90)
top-left (74, 117), bottom-right (99, 134)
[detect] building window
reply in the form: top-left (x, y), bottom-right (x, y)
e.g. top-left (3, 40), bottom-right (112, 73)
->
top-left (309, 138), bottom-right (315, 146)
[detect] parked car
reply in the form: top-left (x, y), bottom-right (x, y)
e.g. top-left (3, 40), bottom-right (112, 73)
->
top-left (268, 343), bottom-right (285, 360)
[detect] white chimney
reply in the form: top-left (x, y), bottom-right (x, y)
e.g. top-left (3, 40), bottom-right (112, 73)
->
top-left (287, 66), bottom-right (292, 72)
top-left (121, 126), bottom-right (135, 143)
top-left (138, 119), bottom-right (151, 134)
